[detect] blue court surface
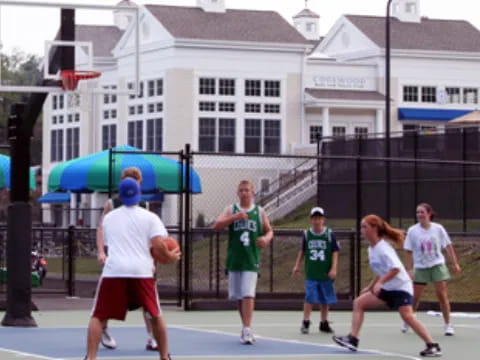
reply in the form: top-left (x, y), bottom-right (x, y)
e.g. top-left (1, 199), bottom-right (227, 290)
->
top-left (0, 325), bottom-right (369, 359)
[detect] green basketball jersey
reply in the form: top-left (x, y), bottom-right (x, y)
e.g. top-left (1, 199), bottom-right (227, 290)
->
top-left (226, 204), bottom-right (263, 272)
top-left (304, 228), bottom-right (334, 281)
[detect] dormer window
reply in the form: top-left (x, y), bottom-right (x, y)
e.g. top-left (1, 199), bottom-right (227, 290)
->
top-left (306, 22), bottom-right (316, 32)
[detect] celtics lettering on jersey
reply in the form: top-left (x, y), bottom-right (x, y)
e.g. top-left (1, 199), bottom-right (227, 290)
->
top-left (227, 204), bottom-right (262, 272)
top-left (304, 228), bottom-right (333, 281)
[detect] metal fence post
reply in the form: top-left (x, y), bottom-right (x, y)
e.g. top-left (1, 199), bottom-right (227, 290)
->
top-left (462, 128), bottom-right (467, 232)
top-left (183, 144), bottom-right (192, 311)
top-left (355, 156), bottom-right (362, 297)
top-left (316, 133), bottom-right (321, 205)
top-left (67, 225), bottom-right (75, 297)
top-left (216, 232), bottom-right (220, 298)
top-left (269, 237), bottom-right (274, 293)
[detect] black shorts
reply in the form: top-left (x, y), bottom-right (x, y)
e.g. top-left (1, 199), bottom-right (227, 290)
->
top-left (377, 289), bottom-right (413, 310)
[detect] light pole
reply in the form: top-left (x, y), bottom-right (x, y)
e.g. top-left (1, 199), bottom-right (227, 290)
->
top-left (385, 0), bottom-right (393, 222)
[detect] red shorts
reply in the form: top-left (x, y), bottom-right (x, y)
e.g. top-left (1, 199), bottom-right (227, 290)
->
top-left (92, 277), bottom-right (161, 321)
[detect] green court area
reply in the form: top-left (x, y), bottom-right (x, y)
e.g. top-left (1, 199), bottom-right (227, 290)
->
top-left (0, 307), bottom-right (478, 360)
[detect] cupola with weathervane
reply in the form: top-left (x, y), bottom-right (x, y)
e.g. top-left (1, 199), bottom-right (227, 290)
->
top-left (197, 0), bottom-right (226, 13)
top-left (293, 0), bottom-right (320, 41)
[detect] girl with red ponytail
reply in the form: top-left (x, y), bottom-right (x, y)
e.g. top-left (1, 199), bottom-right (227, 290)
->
top-left (333, 215), bottom-right (441, 357)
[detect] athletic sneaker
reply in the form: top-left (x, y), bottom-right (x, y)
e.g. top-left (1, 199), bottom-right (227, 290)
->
top-left (401, 321), bottom-right (409, 333)
top-left (101, 328), bottom-right (117, 349)
top-left (300, 320), bottom-right (310, 334)
top-left (146, 337), bottom-right (158, 351)
top-left (420, 343), bottom-right (442, 357)
top-left (319, 320), bottom-right (334, 333)
top-left (444, 324), bottom-right (455, 336)
top-left (332, 334), bottom-right (359, 352)
top-left (240, 327), bottom-right (256, 345)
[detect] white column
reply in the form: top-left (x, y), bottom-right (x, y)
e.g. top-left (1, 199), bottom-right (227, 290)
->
top-left (322, 107), bottom-right (331, 137)
top-left (376, 109), bottom-right (384, 135)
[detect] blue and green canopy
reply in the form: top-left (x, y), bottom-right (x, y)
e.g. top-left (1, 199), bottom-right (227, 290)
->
top-left (48, 145), bottom-right (201, 194)
top-left (0, 154), bottom-right (36, 191)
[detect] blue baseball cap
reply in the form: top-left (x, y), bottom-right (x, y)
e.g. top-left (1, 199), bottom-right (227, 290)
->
top-left (119, 177), bottom-right (141, 206)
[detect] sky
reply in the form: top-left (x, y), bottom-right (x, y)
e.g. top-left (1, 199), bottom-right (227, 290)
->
top-left (1, 0), bottom-right (480, 55)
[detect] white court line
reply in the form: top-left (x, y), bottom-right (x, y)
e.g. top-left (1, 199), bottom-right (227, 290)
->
top-left (172, 325), bottom-right (422, 360)
top-left (0, 347), bottom-right (64, 360)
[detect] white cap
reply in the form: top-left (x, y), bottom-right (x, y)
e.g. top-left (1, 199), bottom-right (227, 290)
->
top-left (310, 207), bottom-right (325, 216)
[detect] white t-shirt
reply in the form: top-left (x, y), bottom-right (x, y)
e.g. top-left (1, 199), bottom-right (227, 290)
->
top-left (368, 239), bottom-right (413, 295)
top-left (102, 205), bottom-right (168, 278)
top-left (404, 222), bottom-right (451, 269)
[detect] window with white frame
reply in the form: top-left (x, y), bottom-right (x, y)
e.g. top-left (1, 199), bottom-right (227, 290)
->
top-left (52, 95), bottom-right (58, 110)
top-left (199, 78), bottom-right (216, 95)
top-left (198, 118), bottom-right (236, 153)
top-left (463, 88), bottom-right (478, 104)
top-left (50, 129), bottom-right (63, 162)
top-left (446, 87), bottom-right (461, 103)
top-left (244, 119), bottom-right (281, 154)
top-left (146, 118), bottom-right (163, 152)
top-left (354, 127), bottom-right (369, 137)
top-left (199, 101), bottom-right (216, 112)
top-left (309, 126), bottom-right (323, 144)
top-left (58, 115), bottom-right (64, 124)
top-left (218, 118), bottom-right (235, 152)
top-left (75, 113), bottom-right (80, 122)
top-left (147, 79), bottom-right (163, 97)
top-left (421, 86), bottom-right (436, 103)
top-left (264, 104), bottom-right (280, 113)
top-left (128, 120), bottom-right (143, 149)
top-left (58, 95), bottom-right (64, 109)
top-left (245, 103), bottom-right (261, 113)
top-left (306, 22), bottom-right (316, 32)
top-left (219, 79), bottom-right (235, 96)
top-left (102, 124), bottom-right (117, 150)
top-left (67, 114), bottom-right (73, 123)
top-left (245, 119), bottom-right (262, 153)
top-left (264, 80), bottom-right (281, 97)
top-left (260, 178), bottom-right (270, 195)
top-left (245, 80), bottom-right (261, 97)
top-left (66, 127), bottom-right (80, 160)
top-left (332, 126), bottom-right (346, 138)
top-left (403, 86), bottom-right (418, 102)
top-left (199, 117), bottom-right (216, 152)
top-left (219, 102), bottom-right (235, 112)
top-left (264, 120), bottom-right (281, 154)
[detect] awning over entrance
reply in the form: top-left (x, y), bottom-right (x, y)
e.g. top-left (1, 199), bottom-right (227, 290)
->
top-left (398, 108), bottom-right (471, 122)
top-left (38, 192), bottom-right (71, 204)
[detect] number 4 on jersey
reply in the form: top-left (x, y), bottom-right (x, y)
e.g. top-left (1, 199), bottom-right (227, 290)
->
top-left (240, 231), bottom-right (250, 247)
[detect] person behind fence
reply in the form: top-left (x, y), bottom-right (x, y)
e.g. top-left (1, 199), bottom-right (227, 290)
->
top-left (96, 167), bottom-right (158, 351)
top-left (401, 203), bottom-right (461, 336)
top-left (333, 215), bottom-right (442, 357)
top-left (213, 179), bottom-right (273, 345)
top-left (292, 207), bottom-right (339, 335)
top-left (85, 178), bottom-right (180, 360)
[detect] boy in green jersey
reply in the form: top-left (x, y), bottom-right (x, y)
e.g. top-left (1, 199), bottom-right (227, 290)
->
top-left (292, 207), bottom-right (339, 334)
top-left (213, 180), bottom-right (273, 344)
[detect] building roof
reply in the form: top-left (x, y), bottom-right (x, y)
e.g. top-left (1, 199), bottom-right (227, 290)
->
top-left (145, 4), bottom-right (310, 44)
top-left (293, 8), bottom-right (320, 19)
top-left (346, 15), bottom-right (480, 52)
top-left (306, 88), bottom-right (385, 101)
top-left (75, 25), bottom-right (124, 57)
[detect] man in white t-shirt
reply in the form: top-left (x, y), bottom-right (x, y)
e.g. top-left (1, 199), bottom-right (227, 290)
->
top-left (84, 178), bottom-right (180, 360)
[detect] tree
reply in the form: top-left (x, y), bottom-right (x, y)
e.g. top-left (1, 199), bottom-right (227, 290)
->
top-left (0, 49), bottom-right (43, 164)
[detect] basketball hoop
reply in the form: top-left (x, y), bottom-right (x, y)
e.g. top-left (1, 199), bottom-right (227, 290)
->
top-left (60, 70), bottom-right (101, 91)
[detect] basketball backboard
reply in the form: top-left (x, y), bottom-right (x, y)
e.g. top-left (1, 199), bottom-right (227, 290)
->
top-left (0, 0), bottom-right (140, 94)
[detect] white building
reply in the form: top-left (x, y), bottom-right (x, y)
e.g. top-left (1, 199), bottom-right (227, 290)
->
top-left (41, 0), bottom-right (480, 225)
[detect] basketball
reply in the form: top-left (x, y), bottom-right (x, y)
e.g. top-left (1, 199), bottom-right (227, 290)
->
top-left (150, 237), bottom-right (180, 264)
